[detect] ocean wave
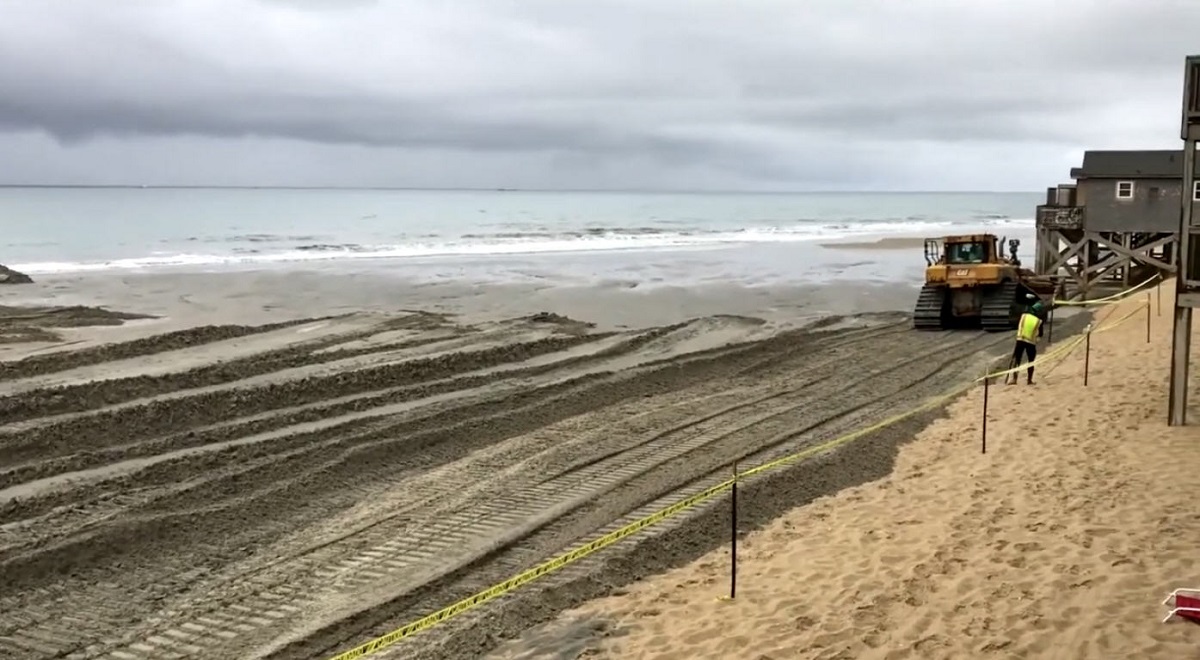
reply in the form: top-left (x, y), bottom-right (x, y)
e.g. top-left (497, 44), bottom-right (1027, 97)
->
top-left (174, 233), bottom-right (330, 244)
top-left (13, 218), bottom-right (1035, 275)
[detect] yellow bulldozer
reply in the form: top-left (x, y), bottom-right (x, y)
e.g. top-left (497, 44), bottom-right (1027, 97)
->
top-left (912, 234), bottom-right (1060, 331)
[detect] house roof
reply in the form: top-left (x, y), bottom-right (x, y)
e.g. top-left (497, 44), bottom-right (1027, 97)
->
top-left (1070, 150), bottom-right (1196, 179)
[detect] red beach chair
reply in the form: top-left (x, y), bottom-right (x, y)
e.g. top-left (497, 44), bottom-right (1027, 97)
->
top-left (1162, 588), bottom-right (1200, 624)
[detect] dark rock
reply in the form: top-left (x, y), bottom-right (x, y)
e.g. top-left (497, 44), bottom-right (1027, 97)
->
top-left (0, 264), bottom-right (32, 285)
top-left (525, 311), bottom-right (596, 328)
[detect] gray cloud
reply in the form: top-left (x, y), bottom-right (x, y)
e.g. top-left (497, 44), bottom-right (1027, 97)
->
top-left (0, 0), bottom-right (1197, 190)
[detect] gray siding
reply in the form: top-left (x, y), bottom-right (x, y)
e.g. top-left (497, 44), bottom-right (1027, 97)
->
top-left (1080, 177), bottom-right (1187, 232)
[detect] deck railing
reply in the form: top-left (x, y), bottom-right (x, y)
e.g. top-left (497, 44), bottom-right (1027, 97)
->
top-left (1036, 205), bottom-right (1084, 230)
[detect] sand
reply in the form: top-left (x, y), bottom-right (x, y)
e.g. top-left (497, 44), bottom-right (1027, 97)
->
top-left (819, 237), bottom-right (928, 250)
top-left (0, 267), bottom-right (1066, 660)
top-left (488, 280), bottom-right (1199, 660)
top-left (0, 269), bottom-right (917, 338)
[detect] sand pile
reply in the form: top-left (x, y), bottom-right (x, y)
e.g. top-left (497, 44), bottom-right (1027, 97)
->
top-left (532, 280), bottom-right (1200, 659)
top-left (0, 264), bottom-right (32, 284)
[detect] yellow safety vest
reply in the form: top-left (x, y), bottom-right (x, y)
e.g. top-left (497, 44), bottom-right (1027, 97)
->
top-left (1016, 312), bottom-right (1041, 343)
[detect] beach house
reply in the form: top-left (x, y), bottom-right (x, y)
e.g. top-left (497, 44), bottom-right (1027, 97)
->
top-left (1034, 149), bottom-right (1197, 297)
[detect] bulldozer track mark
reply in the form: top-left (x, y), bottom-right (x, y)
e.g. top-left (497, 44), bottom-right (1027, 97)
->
top-left (0, 329), bottom-right (611, 433)
top-left (0, 318), bottom-right (324, 382)
top-left (68, 326), bottom-right (997, 660)
top-left (542, 325), bottom-right (976, 484)
top-left (2, 316), bottom-right (690, 446)
top-left (0, 322), bottom-right (753, 497)
top-left (0, 326), bottom-right (483, 419)
top-left (728, 318), bottom-right (913, 379)
top-left (0, 318), bottom-right (871, 496)
top-left (260, 327), bottom-right (1013, 660)
top-left (0, 321), bottom-right (801, 560)
top-left (0, 309), bottom-right (1075, 660)
top-left (0, 330), bottom-right (625, 465)
top-left (0, 334), bottom-right (642, 493)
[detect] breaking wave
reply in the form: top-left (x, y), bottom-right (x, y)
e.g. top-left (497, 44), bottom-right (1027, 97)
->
top-left (13, 217), bottom-right (1034, 274)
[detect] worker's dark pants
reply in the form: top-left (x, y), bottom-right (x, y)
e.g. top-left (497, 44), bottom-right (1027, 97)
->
top-left (1010, 339), bottom-right (1037, 381)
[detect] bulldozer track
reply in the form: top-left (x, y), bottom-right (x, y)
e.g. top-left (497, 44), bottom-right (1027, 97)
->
top-left (912, 284), bottom-right (945, 330)
top-left (0, 309), bottom-right (1083, 660)
top-left (981, 280), bottom-right (1020, 332)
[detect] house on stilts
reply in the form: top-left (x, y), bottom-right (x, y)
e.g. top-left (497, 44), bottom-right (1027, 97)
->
top-left (1035, 149), bottom-right (1197, 298)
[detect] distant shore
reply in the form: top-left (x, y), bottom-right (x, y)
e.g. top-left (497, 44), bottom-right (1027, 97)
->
top-left (0, 184), bottom-right (1042, 194)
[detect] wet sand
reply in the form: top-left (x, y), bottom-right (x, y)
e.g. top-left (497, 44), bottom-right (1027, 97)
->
top-left (0, 269), bottom-right (918, 338)
top-left (0, 269), bottom-right (1089, 660)
top-left (819, 236), bottom-right (927, 250)
top-left (489, 280), bottom-right (1199, 660)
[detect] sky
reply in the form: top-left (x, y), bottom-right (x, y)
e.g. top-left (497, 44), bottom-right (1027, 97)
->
top-left (1, 0), bottom-right (1198, 192)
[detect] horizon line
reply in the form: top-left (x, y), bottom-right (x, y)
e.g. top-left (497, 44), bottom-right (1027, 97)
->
top-left (0, 184), bottom-right (1041, 195)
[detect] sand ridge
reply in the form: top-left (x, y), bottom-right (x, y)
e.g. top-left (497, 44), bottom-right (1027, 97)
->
top-left (490, 280), bottom-right (1200, 660)
top-left (0, 304), bottom-right (154, 346)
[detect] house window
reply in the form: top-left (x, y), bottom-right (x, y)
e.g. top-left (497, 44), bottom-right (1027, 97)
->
top-left (1194, 180), bottom-right (1200, 202)
top-left (1115, 181), bottom-right (1134, 199)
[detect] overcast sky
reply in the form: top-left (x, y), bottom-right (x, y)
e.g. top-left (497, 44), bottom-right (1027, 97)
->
top-left (1, 0), bottom-right (1197, 191)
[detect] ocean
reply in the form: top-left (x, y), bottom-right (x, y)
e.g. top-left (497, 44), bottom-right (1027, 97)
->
top-left (1, 187), bottom-right (1040, 288)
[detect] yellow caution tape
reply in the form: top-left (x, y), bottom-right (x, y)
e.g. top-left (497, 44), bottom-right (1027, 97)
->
top-left (324, 475), bottom-right (738, 660)
top-left (1053, 274), bottom-right (1160, 306)
top-left (977, 333), bottom-right (1088, 381)
top-left (1094, 301), bottom-right (1151, 334)
top-left (979, 298), bottom-right (1150, 381)
top-left (325, 382), bottom-right (972, 660)
top-left (735, 385), bottom-right (969, 483)
top-left (324, 278), bottom-right (1161, 660)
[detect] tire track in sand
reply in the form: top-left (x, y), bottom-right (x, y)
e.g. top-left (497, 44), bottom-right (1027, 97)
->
top-left (0, 310), bottom-right (1010, 660)
top-left (251, 328), bottom-right (1001, 660)
top-left (97, 329), bottom-right (967, 659)
top-left (0, 314), bottom-right (802, 658)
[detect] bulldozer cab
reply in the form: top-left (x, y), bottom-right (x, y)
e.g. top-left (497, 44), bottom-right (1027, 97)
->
top-left (924, 235), bottom-right (997, 265)
top-left (945, 239), bottom-right (990, 264)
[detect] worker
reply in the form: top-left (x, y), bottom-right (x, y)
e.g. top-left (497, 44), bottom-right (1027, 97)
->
top-left (1007, 301), bottom-right (1044, 385)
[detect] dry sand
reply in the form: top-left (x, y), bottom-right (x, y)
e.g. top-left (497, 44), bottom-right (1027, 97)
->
top-left (487, 280), bottom-right (1199, 660)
